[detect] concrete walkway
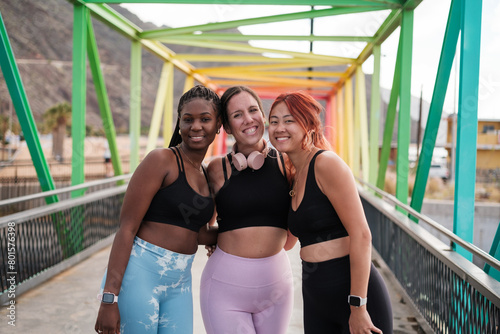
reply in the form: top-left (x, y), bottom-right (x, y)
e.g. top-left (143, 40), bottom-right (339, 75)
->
top-left (0, 242), bottom-right (432, 334)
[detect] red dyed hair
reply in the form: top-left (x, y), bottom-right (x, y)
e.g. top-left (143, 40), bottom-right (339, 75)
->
top-left (270, 91), bottom-right (332, 151)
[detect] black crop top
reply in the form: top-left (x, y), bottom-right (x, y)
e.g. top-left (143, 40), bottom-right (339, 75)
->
top-left (288, 150), bottom-right (348, 247)
top-left (142, 147), bottom-right (215, 232)
top-left (215, 149), bottom-right (290, 233)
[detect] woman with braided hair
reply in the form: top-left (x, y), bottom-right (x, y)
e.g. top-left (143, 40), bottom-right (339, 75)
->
top-left (95, 85), bottom-right (221, 334)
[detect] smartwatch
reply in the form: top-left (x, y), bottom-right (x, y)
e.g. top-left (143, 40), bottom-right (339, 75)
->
top-left (97, 292), bottom-right (118, 304)
top-left (348, 295), bottom-right (367, 307)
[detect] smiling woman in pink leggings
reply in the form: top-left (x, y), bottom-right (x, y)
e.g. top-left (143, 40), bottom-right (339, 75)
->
top-left (200, 86), bottom-right (297, 334)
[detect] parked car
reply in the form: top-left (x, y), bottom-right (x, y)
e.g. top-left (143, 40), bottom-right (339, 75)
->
top-left (428, 164), bottom-right (449, 181)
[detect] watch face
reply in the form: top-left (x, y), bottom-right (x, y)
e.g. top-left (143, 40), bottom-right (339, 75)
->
top-left (102, 293), bottom-right (115, 304)
top-left (349, 296), bottom-right (361, 306)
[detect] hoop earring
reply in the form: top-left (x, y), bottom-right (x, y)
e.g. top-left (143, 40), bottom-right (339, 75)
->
top-left (178, 129), bottom-right (181, 135)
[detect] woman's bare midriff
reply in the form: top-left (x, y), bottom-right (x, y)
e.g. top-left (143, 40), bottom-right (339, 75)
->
top-left (299, 236), bottom-right (350, 263)
top-left (136, 220), bottom-right (200, 255)
top-left (217, 226), bottom-right (288, 258)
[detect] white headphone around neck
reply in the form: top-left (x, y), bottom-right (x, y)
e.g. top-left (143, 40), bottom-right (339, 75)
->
top-left (231, 140), bottom-right (268, 171)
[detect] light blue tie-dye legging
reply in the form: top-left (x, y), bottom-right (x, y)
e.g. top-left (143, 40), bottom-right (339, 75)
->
top-left (100, 237), bottom-right (195, 333)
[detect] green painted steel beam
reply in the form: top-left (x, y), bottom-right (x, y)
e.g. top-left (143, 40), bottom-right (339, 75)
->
top-left (130, 40), bottom-right (142, 171)
top-left (410, 0), bottom-right (460, 218)
top-left (369, 44), bottom-right (381, 185)
top-left (337, 8), bottom-right (404, 90)
top-left (484, 222), bottom-right (500, 280)
top-left (70, 1), bottom-right (140, 40)
top-left (66, 1), bottom-right (209, 84)
top-left (376, 37), bottom-right (402, 190)
top-left (0, 12), bottom-right (58, 204)
top-left (83, 0), bottom-right (403, 5)
top-left (87, 17), bottom-right (123, 178)
top-left (165, 33), bottom-right (373, 43)
top-left (141, 7), bottom-right (385, 39)
top-left (395, 9), bottom-right (413, 207)
top-left (453, 0), bottom-right (482, 260)
top-left (71, 4), bottom-right (88, 196)
top-left (160, 39), bottom-right (354, 64)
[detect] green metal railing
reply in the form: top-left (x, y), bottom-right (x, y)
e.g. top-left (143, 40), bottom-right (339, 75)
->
top-left (0, 176), bottom-right (130, 305)
top-left (358, 180), bottom-right (500, 333)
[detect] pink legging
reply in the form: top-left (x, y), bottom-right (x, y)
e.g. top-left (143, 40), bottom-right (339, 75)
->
top-left (200, 246), bottom-right (294, 334)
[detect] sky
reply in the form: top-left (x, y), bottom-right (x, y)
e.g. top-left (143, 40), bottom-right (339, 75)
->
top-left (121, 0), bottom-right (500, 120)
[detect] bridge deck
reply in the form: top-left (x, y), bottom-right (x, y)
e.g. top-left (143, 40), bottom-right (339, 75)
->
top-left (0, 243), bottom-right (432, 334)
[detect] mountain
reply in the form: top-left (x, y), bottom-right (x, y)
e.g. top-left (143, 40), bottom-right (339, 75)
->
top-left (0, 0), bottom-right (238, 133)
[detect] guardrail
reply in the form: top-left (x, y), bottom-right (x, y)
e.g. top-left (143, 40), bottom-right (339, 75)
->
top-left (0, 176), bottom-right (131, 305)
top-left (0, 174), bottom-right (132, 216)
top-left (357, 179), bottom-right (500, 333)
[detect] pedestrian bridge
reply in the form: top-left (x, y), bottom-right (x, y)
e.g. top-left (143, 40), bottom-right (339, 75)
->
top-left (0, 175), bottom-right (498, 333)
top-left (0, 1), bottom-right (499, 333)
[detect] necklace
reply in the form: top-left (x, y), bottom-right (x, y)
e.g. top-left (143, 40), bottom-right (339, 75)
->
top-left (178, 145), bottom-right (202, 172)
top-left (289, 150), bottom-right (315, 197)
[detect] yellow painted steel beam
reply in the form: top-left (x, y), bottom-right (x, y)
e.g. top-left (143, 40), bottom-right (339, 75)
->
top-left (251, 70), bottom-right (343, 78)
top-left (203, 68), bottom-right (337, 82)
top-left (336, 88), bottom-right (345, 160)
top-left (130, 40), bottom-right (142, 171)
top-left (353, 84), bottom-right (361, 178)
top-left (209, 79), bottom-right (330, 89)
top-left (163, 62), bottom-right (174, 147)
top-left (183, 75), bottom-right (195, 93)
top-left (195, 61), bottom-right (340, 73)
top-left (205, 72), bottom-right (336, 88)
top-left (173, 55), bottom-right (318, 63)
top-left (146, 62), bottom-right (172, 154)
top-left (356, 67), bottom-right (370, 181)
top-left (197, 68), bottom-right (343, 78)
top-left (161, 39), bottom-right (354, 64)
top-left (344, 77), bottom-right (354, 168)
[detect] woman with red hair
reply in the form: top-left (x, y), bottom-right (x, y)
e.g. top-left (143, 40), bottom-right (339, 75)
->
top-left (268, 91), bottom-right (392, 334)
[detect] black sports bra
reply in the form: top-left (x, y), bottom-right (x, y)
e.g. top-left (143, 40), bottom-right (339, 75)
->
top-left (287, 150), bottom-right (348, 247)
top-left (215, 149), bottom-right (290, 233)
top-left (142, 147), bottom-right (214, 232)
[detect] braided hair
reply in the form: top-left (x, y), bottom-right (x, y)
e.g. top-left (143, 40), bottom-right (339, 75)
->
top-left (168, 85), bottom-right (221, 147)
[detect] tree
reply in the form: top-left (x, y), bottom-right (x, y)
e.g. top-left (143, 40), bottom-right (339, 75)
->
top-left (43, 102), bottom-right (71, 161)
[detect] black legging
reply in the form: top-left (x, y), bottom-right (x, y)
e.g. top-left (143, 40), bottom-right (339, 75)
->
top-left (302, 255), bottom-right (393, 334)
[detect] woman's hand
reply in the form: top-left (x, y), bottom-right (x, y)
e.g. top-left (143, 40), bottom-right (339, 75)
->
top-left (95, 304), bottom-right (121, 334)
top-left (348, 307), bottom-right (382, 334)
top-left (205, 244), bottom-right (216, 257)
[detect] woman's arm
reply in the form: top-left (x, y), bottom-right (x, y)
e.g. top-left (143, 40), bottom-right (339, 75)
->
top-left (315, 151), bottom-right (381, 334)
top-left (198, 209), bottom-right (218, 246)
top-left (95, 149), bottom-right (174, 333)
top-left (283, 229), bottom-right (298, 251)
